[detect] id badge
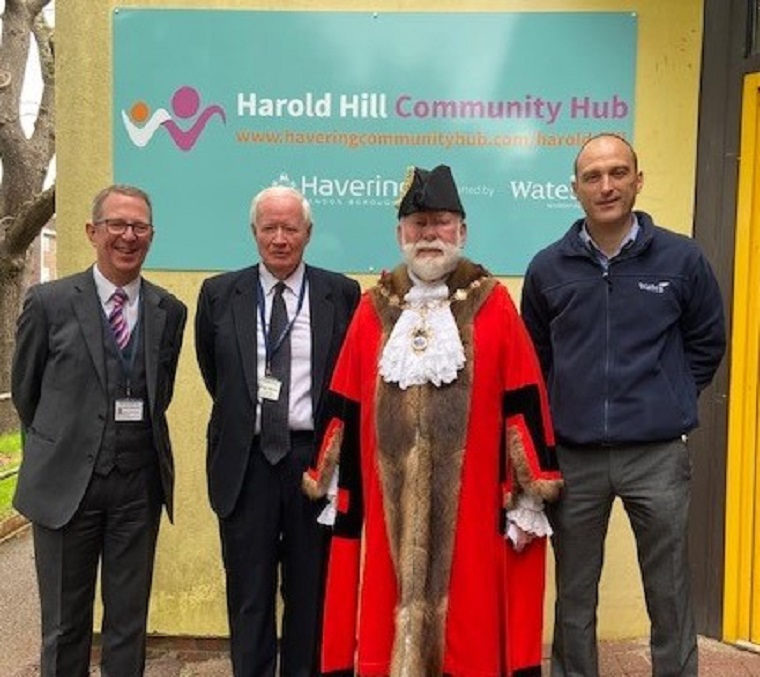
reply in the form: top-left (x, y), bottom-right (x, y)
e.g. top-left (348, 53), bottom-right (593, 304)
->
top-left (115, 398), bottom-right (145, 422)
top-left (259, 375), bottom-right (282, 401)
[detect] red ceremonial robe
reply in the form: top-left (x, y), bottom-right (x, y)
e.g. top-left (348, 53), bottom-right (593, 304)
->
top-left (305, 260), bottom-right (562, 677)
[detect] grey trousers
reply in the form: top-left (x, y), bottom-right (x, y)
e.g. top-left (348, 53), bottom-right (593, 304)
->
top-left (34, 465), bottom-right (163, 677)
top-left (550, 439), bottom-right (697, 677)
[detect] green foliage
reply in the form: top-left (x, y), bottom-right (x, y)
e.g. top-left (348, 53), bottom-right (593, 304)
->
top-left (0, 430), bottom-right (22, 451)
top-left (0, 431), bottom-right (21, 470)
top-left (0, 431), bottom-right (21, 521)
top-left (0, 474), bottom-right (18, 521)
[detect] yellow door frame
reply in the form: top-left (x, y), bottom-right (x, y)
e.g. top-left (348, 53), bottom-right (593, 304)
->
top-left (724, 72), bottom-right (760, 643)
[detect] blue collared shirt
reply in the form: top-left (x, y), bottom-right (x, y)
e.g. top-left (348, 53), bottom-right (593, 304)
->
top-left (579, 216), bottom-right (640, 270)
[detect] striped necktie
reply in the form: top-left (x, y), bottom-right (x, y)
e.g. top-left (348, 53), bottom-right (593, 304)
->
top-left (108, 287), bottom-right (130, 350)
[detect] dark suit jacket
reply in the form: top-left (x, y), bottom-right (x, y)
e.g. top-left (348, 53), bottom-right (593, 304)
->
top-left (11, 268), bottom-right (187, 529)
top-left (195, 263), bottom-right (360, 518)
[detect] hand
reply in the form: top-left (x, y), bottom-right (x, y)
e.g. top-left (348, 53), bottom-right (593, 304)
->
top-left (508, 523), bottom-right (536, 553)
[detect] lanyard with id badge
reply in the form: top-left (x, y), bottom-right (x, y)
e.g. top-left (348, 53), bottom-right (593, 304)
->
top-left (257, 277), bottom-right (306, 403)
top-left (112, 309), bottom-right (145, 423)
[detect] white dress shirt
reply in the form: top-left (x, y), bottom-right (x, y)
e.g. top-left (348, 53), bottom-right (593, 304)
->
top-left (256, 262), bottom-right (313, 433)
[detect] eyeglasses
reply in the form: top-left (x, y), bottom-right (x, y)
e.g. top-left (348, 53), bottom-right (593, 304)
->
top-left (95, 218), bottom-right (153, 237)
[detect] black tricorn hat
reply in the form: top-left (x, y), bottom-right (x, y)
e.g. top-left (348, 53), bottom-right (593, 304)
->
top-left (396, 164), bottom-right (466, 219)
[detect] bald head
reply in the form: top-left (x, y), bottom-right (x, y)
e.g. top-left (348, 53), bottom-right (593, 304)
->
top-left (571, 133), bottom-right (643, 233)
top-left (574, 134), bottom-right (638, 178)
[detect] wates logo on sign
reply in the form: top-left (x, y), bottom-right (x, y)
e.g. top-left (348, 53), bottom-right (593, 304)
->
top-left (508, 177), bottom-right (577, 209)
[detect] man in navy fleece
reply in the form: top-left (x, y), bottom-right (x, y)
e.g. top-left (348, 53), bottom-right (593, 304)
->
top-left (521, 133), bottom-right (725, 677)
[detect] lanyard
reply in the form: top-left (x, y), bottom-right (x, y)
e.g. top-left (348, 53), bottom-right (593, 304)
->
top-left (107, 301), bottom-right (141, 398)
top-left (257, 274), bottom-right (307, 371)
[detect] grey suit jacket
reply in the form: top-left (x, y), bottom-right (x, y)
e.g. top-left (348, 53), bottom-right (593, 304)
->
top-left (195, 263), bottom-right (360, 518)
top-left (11, 268), bottom-right (187, 528)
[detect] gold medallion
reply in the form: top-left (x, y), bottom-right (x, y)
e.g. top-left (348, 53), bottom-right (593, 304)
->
top-left (411, 325), bottom-right (432, 353)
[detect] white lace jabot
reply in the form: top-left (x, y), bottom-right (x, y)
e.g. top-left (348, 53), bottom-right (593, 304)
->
top-left (379, 276), bottom-right (465, 389)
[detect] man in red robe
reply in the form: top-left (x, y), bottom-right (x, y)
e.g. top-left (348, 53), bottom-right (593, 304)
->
top-left (305, 165), bottom-right (562, 676)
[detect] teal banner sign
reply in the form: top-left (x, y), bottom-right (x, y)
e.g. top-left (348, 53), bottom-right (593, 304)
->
top-left (113, 10), bottom-right (637, 274)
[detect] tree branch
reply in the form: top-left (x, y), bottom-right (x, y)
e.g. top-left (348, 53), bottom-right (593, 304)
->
top-left (0, 0), bottom-right (54, 218)
top-left (27, 0), bottom-right (52, 17)
top-left (30, 12), bottom-right (55, 154)
top-left (4, 185), bottom-right (55, 257)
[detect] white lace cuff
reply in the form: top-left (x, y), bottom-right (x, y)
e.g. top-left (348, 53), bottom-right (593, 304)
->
top-left (317, 467), bottom-right (339, 526)
top-left (505, 493), bottom-right (552, 542)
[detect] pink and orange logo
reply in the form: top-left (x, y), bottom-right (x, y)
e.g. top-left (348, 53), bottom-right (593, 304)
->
top-left (122, 85), bottom-right (226, 151)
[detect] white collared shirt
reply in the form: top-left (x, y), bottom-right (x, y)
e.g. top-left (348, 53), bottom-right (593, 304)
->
top-left (92, 265), bottom-right (141, 331)
top-left (256, 262), bottom-right (313, 433)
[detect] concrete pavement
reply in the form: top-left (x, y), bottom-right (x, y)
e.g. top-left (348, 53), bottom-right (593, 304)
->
top-left (4, 522), bottom-right (760, 676)
top-left (1, 523), bottom-right (38, 677)
top-left (1, 524), bottom-right (231, 677)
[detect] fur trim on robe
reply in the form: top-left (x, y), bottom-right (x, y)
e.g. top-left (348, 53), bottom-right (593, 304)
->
top-left (304, 258), bottom-right (563, 676)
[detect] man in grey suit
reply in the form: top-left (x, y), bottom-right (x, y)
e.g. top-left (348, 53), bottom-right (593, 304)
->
top-left (12, 184), bottom-right (187, 677)
top-left (195, 185), bottom-right (360, 677)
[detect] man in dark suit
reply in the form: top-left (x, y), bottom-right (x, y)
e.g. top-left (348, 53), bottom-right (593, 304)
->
top-left (11, 184), bottom-right (187, 677)
top-left (195, 185), bottom-right (360, 677)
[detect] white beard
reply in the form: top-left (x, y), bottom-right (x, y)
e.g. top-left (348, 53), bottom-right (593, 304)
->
top-left (401, 234), bottom-right (463, 282)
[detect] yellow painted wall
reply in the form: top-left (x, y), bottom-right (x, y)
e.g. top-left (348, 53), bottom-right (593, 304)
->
top-left (57, 0), bottom-right (703, 639)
